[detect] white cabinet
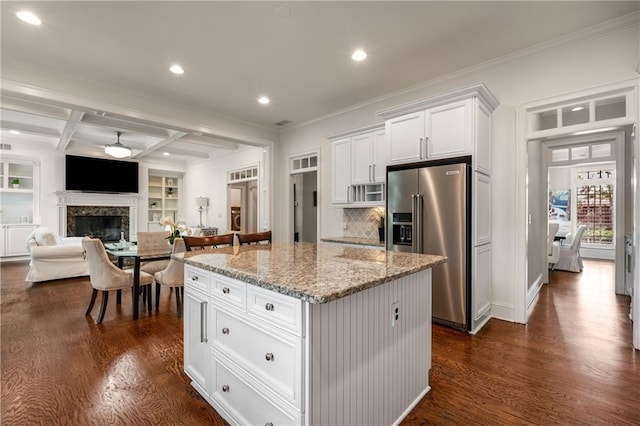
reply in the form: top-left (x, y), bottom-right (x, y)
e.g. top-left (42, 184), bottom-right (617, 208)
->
top-left (184, 265), bottom-right (211, 397)
top-left (380, 84), bottom-right (498, 175)
top-left (386, 99), bottom-right (474, 165)
top-left (379, 83), bottom-right (499, 333)
top-left (3, 224), bottom-right (37, 257)
top-left (184, 264), bottom-right (433, 425)
top-left (425, 99), bottom-right (473, 159)
top-left (351, 128), bottom-right (386, 184)
top-left (474, 171), bottom-right (491, 246)
top-left (0, 158), bottom-right (40, 226)
top-left (331, 137), bottom-right (351, 204)
top-left (386, 111), bottom-right (424, 164)
top-left (148, 173), bottom-right (181, 230)
top-left (473, 243), bottom-right (492, 325)
top-left (330, 124), bottom-right (386, 206)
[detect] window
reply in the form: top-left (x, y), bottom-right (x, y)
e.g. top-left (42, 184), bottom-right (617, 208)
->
top-left (573, 167), bottom-right (615, 246)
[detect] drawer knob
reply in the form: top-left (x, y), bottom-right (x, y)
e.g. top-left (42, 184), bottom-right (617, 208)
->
top-left (222, 384), bottom-right (230, 392)
top-left (222, 287), bottom-right (230, 294)
top-left (222, 327), bottom-right (229, 335)
top-left (191, 275), bottom-right (198, 281)
top-left (265, 303), bottom-right (274, 311)
top-left (265, 352), bottom-right (274, 361)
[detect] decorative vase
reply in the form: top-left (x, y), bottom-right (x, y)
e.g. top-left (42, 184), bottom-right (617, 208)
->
top-left (378, 227), bottom-right (385, 242)
top-left (12, 184), bottom-right (19, 189)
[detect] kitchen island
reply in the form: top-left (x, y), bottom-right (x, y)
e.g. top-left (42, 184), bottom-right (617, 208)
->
top-left (176, 242), bottom-right (446, 425)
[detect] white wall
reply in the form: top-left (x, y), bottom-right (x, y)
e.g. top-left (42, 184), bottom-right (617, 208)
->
top-left (274, 22), bottom-right (640, 323)
top-left (181, 146), bottom-right (266, 232)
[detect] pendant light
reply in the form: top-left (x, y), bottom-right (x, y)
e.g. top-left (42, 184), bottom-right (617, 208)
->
top-left (105, 131), bottom-right (131, 158)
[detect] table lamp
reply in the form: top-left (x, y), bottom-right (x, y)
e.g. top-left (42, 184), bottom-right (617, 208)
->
top-left (196, 197), bottom-right (209, 227)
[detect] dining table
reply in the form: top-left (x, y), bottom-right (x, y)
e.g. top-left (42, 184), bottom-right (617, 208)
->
top-left (105, 243), bottom-right (173, 320)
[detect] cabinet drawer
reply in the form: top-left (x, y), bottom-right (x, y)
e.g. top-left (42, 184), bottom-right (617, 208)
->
top-left (211, 357), bottom-right (301, 426)
top-left (247, 285), bottom-right (303, 336)
top-left (184, 265), bottom-right (210, 294)
top-left (214, 309), bottom-right (302, 407)
top-left (211, 274), bottom-right (246, 311)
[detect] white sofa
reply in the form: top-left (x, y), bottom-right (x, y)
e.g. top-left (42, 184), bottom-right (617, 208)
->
top-left (26, 227), bottom-right (89, 282)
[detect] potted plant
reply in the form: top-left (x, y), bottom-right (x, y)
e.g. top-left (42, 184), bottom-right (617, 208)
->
top-left (372, 207), bottom-right (386, 242)
top-left (11, 179), bottom-right (19, 189)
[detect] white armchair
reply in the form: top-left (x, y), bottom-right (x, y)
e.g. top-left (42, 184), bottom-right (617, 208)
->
top-left (26, 227), bottom-right (89, 282)
top-left (555, 225), bottom-right (587, 272)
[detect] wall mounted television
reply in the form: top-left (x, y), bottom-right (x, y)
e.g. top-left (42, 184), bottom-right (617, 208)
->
top-left (65, 155), bottom-right (139, 193)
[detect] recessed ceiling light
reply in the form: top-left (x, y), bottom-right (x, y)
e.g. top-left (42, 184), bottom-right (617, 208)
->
top-left (163, 152), bottom-right (170, 156)
top-left (169, 64), bottom-right (184, 74)
top-left (352, 49), bottom-right (367, 61)
top-left (258, 96), bottom-right (270, 105)
top-left (571, 106), bottom-right (585, 112)
top-left (16, 11), bottom-right (41, 25)
top-left (9, 130), bottom-right (21, 135)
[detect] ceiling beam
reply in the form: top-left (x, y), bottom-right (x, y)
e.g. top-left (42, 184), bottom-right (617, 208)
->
top-left (57, 110), bottom-right (84, 151)
top-left (81, 114), bottom-right (169, 138)
top-left (0, 120), bottom-right (60, 138)
top-left (155, 147), bottom-right (210, 159)
top-left (132, 131), bottom-right (189, 159)
top-left (177, 135), bottom-right (238, 151)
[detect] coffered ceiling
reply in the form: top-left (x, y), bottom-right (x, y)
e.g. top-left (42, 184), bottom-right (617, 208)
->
top-left (1, 1), bottom-right (638, 165)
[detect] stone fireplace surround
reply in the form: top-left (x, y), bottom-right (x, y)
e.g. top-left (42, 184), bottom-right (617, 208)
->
top-left (55, 191), bottom-right (139, 241)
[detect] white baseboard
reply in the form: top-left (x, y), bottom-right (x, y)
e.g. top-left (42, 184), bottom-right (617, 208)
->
top-left (527, 274), bottom-right (544, 308)
top-left (490, 302), bottom-right (517, 323)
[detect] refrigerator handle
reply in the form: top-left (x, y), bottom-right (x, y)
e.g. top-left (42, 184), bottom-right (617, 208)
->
top-left (416, 194), bottom-right (423, 253)
top-left (411, 194), bottom-right (417, 253)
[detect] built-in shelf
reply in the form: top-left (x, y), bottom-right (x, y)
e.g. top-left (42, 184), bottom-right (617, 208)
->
top-left (148, 173), bottom-right (182, 230)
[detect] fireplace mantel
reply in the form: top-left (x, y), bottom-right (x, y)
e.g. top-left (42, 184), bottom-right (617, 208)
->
top-left (55, 191), bottom-right (139, 207)
top-left (55, 191), bottom-right (139, 239)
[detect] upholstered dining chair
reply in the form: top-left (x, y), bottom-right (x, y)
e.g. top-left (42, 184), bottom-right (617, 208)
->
top-left (82, 238), bottom-right (155, 323)
top-left (183, 233), bottom-right (235, 251)
top-left (138, 231), bottom-right (171, 275)
top-left (154, 238), bottom-right (186, 316)
top-left (237, 231), bottom-right (272, 245)
top-left (555, 225), bottom-right (587, 273)
top-left (548, 223), bottom-right (560, 270)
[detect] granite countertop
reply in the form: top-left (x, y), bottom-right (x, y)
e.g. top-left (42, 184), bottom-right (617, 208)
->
top-left (175, 242), bottom-right (446, 304)
top-left (321, 236), bottom-right (385, 247)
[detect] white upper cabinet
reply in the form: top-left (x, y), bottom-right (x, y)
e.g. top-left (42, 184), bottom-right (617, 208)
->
top-left (385, 111), bottom-right (424, 164)
top-left (379, 83), bottom-right (498, 171)
top-left (331, 137), bottom-right (351, 204)
top-left (330, 124), bottom-right (386, 206)
top-left (351, 132), bottom-right (374, 184)
top-left (351, 128), bottom-right (387, 184)
top-left (372, 128), bottom-right (387, 182)
top-left (425, 98), bottom-right (473, 160)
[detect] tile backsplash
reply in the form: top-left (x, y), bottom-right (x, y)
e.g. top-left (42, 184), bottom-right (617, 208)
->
top-left (343, 207), bottom-right (385, 239)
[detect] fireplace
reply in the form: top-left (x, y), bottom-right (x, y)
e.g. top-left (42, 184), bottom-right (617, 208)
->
top-left (56, 192), bottom-right (139, 241)
top-left (75, 215), bottom-right (123, 242)
top-left (66, 206), bottom-right (130, 242)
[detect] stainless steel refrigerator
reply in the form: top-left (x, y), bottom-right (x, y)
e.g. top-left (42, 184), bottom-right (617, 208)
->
top-left (386, 159), bottom-right (471, 331)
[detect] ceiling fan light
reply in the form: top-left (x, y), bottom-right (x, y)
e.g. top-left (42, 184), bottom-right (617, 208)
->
top-left (105, 131), bottom-right (131, 158)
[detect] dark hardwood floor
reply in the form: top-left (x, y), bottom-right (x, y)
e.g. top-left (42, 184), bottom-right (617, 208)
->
top-left (1, 259), bottom-right (638, 425)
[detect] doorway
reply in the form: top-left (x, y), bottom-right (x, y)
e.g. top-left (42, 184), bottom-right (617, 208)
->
top-left (227, 180), bottom-right (258, 233)
top-left (291, 171), bottom-right (317, 243)
top-left (536, 132), bottom-right (626, 299)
